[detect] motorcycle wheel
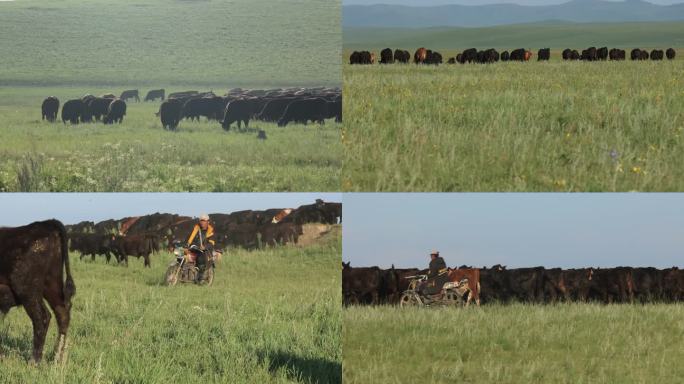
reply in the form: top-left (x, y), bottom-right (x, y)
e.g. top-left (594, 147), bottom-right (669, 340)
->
top-left (399, 291), bottom-right (419, 308)
top-left (165, 265), bottom-right (181, 286)
top-left (200, 267), bottom-right (214, 286)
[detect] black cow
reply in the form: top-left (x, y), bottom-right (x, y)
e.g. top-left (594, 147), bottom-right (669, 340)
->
top-left (41, 96), bottom-right (59, 122)
top-left (609, 48), bottom-right (626, 61)
top-left (103, 99), bottom-right (126, 124)
top-left (500, 51), bottom-right (510, 61)
top-left (509, 48), bottom-right (528, 61)
top-left (0, 220), bottom-right (75, 363)
top-left (459, 48), bottom-right (478, 63)
top-left (120, 89), bottom-right (140, 102)
top-left (87, 97), bottom-right (113, 121)
top-left (597, 47), bottom-right (608, 60)
top-left (666, 48), bottom-right (676, 60)
top-left (69, 233), bottom-right (115, 263)
top-left (110, 233), bottom-right (159, 268)
top-left (221, 98), bottom-right (254, 130)
top-left (393, 49), bottom-right (410, 63)
top-left (581, 47), bottom-right (597, 61)
top-left (537, 48), bottom-right (550, 61)
top-left (61, 99), bottom-right (85, 124)
top-left (255, 98), bottom-right (296, 122)
top-left (182, 96), bottom-right (224, 122)
top-left (277, 98), bottom-right (329, 127)
top-left (424, 50), bottom-right (442, 65)
top-left (144, 89), bottom-right (165, 102)
top-left (650, 49), bottom-right (664, 61)
top-left (349, 51), bottom-right (374, 65)
top-left (159, 99), bottom-right (183, 130)
top-left (379, 48), bottom-right (394, 64)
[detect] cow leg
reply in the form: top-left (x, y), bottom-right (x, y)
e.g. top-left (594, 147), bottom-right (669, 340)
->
top-left (91, 253), bottom-right (96, 262)
top-left (22, 297), bottom-right (51, 363)
top-left (44, 290), bottom-right (70, 364)
top-left (144, 255), bottom-right (150, 268)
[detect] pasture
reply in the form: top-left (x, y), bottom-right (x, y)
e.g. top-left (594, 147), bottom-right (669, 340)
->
top-left (0, 228), bottom-right (342, 383)
top-left (343, 304), bottom-right (684, 384)
top-left (342, 50), bottom-right (684, 191)
top-left (0, 0), bottom-right (342, 192)
top-left (0, 87), bottom-right (341, 191)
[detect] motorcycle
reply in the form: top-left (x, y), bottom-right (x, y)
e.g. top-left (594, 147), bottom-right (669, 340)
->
top-left (165, 242), bottom-right (216, 286)
top-left (399, 274), bottom-right (470, 308)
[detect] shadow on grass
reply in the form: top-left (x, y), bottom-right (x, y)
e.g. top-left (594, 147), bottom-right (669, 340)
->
top-left (0, 324), bottom-right (33, 361)
top-left (258, 349), bottom-right (341, 384)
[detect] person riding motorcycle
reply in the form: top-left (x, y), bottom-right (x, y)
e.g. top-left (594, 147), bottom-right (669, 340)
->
top-left (187, 213), bottom-right (215, 282)
top-left (419, 250), bottom-right (449, 296)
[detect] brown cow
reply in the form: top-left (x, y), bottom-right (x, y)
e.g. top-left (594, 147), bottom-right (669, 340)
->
top-left (0, 219), bottom-right (75, 363)
top-left (524, 50), bottom-right (532, 61)
top-left (414, 47), bottom-right (427, 64)
top-left (447, 268), bottom-right (480, 306)
top-left (271, 209), bottom-right (293, 224)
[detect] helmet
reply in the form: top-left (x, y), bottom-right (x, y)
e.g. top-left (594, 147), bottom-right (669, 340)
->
top-left (199, 213), bottom-right (210, 221)
top-left (430, 250), bottom-right (439, 256)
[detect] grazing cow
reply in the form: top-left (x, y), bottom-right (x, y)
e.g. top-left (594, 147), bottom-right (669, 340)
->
top-left (277, 98), bottom-right (329, 127)
top-left (500, 51), bottom-right (510, 61)
top-left (666, 48), bottom-right (676, 60)
top-left (414, 47), bottom-right (427, 64)
top-left (587, 267), bottom-right (634, 303)
top-left (255, 97), bottom-right (297, 122)
top-left (424, 50), bottom-right (442, 65)
top-left (87, 97), bottom-right (113, 121)
top-left (103, 99), bottom-right (126, 124)
top-left (379, 48), bottom-right (394, 64)
top-left (159, 99), bottom-right (183, 130)
top-left (182, 96), bottom-right (224, 121)
top-left (110, 233), bottom-right (159, 268)
top-left (0, 220), bottom-right (75, 363)
top-left (447, 268), bottom-right (481, 306)
top-left (349, 51), bottom-right (374, 65)
top-left (41, 96), bottom-right (59, 122)
top-left (393, 49), bottom-right (410, 63)
top-left (259, 223), bottom-right (303, 247)
top-left (597, 47), bottom-right (608, 60)
top-left (61, 99), bottom-right (85, 124)
top-left (581, 47), bottom-right (598, 61)
top-left (631, 48), bottom-right (649, 61)
top-left (609, 48), bottom-right (626, 61)
top-left (144, 89), bottom-right (165, 102)
top-left (458, 48), bottom-right (478, 63)
top-left (479, 48), bottom-right (499, 64)
top-left (69, 233), bottom-right (115, 263)
top-left (221, 98), bottom-right (254, 130)
top-left (119, 89), bottom-right (140, 102)
top-left (650, 49), bottom-right (664, 61)
top-left (537, 48), bottom-right (550, 61)
top-left (343, 265), bottom-right (383, 305)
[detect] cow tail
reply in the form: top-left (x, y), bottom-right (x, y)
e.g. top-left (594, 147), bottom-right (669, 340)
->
top-left (57, 220), bottom-right (76, 309)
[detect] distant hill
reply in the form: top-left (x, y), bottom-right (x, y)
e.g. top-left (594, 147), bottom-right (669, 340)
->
top-left (343, 0), bottom-right (684, 28)
top-left (343, 21), bottom-right (684, 50)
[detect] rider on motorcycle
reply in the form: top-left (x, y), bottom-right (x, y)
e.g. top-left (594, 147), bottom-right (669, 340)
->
top-left (187, 213), bottom-right (215, 282)
top-left (420, 250), bottom-right (448, 296)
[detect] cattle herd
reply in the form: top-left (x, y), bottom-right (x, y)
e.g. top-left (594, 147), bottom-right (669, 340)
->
top-left (67, 199), bottom-right (342, 268)
top-left (349, 47), bottom-right (677, 65)
top-left (343, 263), bottom-right (684, 306)
top-left (40, 87), bottom-right (342, 131)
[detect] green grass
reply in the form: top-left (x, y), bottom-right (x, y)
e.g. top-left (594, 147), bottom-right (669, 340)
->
top-left (342, 57), bottom-right (684, 191)
top-left (343, 304), bottom-right (684, 384)
top-left (0, 0), bottom-right (340, 88)
top-left (343, 21), bottom-right (684, 51)
top-left (0, 0), bottom-right (341, 191)
top-left (0, 87), bottom-right (341, 191)
top-left (0, 230), bottom-right (341, 384)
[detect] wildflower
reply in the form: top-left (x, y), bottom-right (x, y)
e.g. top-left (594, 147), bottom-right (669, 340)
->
top-left (631, 166), bottom-right (642, 174)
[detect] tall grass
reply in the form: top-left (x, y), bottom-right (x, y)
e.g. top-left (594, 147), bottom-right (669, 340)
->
top-left (342, 58), bottom-right (684, 191)
top-left (343, 304), bottom-right (684, 384)
top-left (0, 234), bottom-right (342, 383)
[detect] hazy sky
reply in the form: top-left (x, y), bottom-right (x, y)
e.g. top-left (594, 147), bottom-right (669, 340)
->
top-left (343, 193), bottom-right (684, 269)
top-left (343, 0), bottom-right (684, 5)
top-left (0, 193), bottom-right (341, 226)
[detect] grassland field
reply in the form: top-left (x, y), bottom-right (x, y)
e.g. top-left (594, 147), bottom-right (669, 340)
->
top-left (343, 304), bottom-right (684, 384)
top-left (0, 226), bottom-right (342, 384)
top-left (342, 31), bottom-right (684, 191)
top-left (0, 0), bottom-right (342, 192)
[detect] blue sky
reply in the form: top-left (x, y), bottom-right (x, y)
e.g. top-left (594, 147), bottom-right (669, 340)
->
top-left (343, 193), bottom-right (684, 269)
top-left (343, 0), bottom-right (683, 5)
top-left (0, 193), bottom-right (341, 226)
